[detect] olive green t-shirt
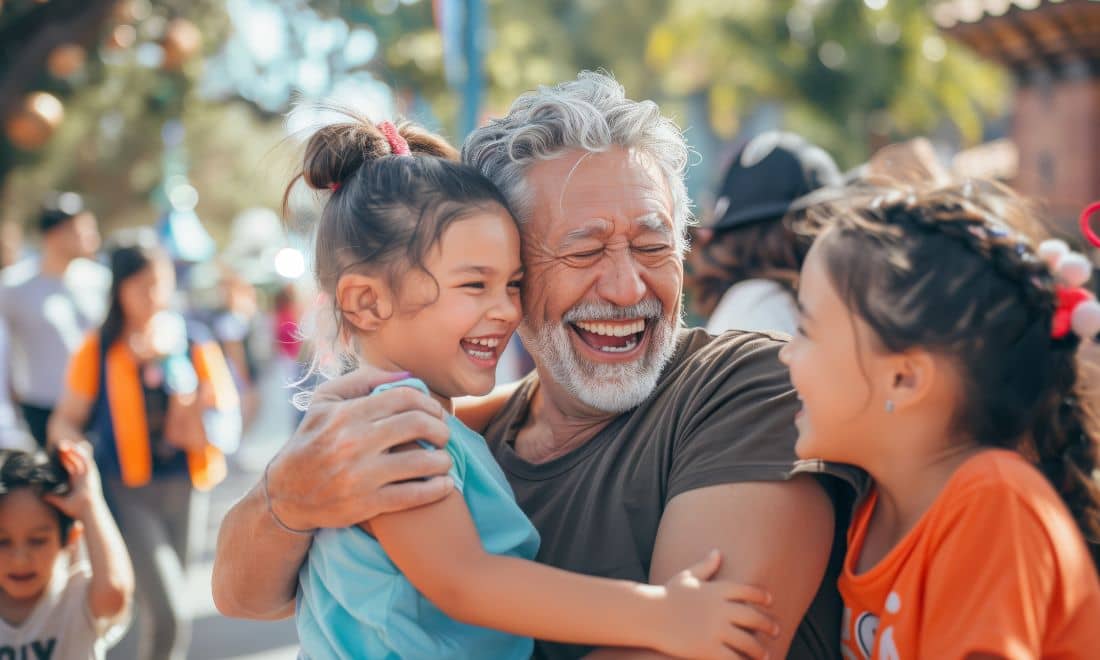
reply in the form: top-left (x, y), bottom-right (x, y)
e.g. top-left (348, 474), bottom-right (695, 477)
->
top-left (483, 328), bottom-right (863, 660)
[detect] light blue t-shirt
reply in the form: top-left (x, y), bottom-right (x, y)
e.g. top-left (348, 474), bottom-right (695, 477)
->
top-left (296, 378), bottom-right (540, 660)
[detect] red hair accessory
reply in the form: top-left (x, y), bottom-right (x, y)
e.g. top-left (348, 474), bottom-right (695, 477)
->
top-left (1082, 200), bottom-right (1100, 248)
top-left (377, 121), bottom-right (410, 156)
top-left (329, 182), bottom-right (340, 192)
top-left (1045, 201), bottom-right (1100, 340)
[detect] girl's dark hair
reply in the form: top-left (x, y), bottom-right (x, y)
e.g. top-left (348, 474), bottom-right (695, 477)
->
top-left (283, 112), bottom-right (514, 382)
top-left (0, 449), bottom-right (74, 542)
top-left (807, 180), bottom-right (1100, 568)
top-left (100, 229), bottom-right (168, 349)
top-left (687, 213), bottom-right (808, 317)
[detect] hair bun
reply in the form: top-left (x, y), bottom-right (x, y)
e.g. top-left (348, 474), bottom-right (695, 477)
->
top-left (301, 120), bottom-right (390, 192)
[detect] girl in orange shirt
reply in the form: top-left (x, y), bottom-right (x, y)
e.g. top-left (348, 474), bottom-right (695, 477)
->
top-left (780, 182), bottom-right (1100, 659)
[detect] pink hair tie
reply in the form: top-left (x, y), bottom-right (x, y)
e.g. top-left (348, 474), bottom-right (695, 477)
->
top-left (377, 120), bottom-right (410, 156)
top-left (329, 182), bottom-right (340, 192)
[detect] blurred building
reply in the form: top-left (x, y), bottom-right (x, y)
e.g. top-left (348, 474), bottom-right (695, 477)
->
top-left (936, 0), bottom-right (1100, 230)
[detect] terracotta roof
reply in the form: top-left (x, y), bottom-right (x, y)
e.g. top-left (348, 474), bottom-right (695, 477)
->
top-left (932, 0), bottom-right (1093, 28)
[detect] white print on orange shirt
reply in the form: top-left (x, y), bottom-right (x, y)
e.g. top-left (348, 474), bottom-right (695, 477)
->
top-left (841, 592), bottom-right (902, 660)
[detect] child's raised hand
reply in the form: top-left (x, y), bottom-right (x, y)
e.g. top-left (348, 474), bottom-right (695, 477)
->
top-left (653, 550), bottom-right (778, 660)
top-left (43, 440), bottom-right (104, 521)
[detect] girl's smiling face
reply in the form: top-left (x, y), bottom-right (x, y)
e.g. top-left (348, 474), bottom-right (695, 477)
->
top-left (359, 205), bottom-right (524, 401)
top-left (779, 240), bottom-right (895, 465)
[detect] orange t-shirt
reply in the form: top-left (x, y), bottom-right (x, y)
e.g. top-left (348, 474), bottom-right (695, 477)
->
top-left (839, 449), bottom-right (1100, 659)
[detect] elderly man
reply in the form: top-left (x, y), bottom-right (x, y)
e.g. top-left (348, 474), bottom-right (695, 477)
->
top-left (213, 72), bottom-right (858, 659)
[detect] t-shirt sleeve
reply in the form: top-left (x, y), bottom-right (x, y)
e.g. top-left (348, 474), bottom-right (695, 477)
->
top-left (65, 334), bottom-right (100, 399)
top-left (62, 562), bottom-right (132, 648)
top-left (918, 486), bottom-right (1055, 658)
top-left (372, 377), bottom-right (467, 492)
top-left (667, 333), bottom-right (801, 502)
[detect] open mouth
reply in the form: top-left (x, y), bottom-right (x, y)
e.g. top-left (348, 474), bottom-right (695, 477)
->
top-left (460, 335), bottom-right (503, 365)
top-left (570, 319), bottom-right (648, 354)
top-left (7, 572), bottom-right (36, 583)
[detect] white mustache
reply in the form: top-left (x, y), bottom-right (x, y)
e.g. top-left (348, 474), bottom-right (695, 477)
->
top-left (563, 299), bottom-right (663, 323)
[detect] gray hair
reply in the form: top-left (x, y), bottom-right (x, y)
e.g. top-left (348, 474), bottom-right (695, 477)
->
top-left (461, 71), bottom-right (693, 253)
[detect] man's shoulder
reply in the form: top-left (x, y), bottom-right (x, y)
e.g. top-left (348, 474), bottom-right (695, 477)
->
top-left (660, 327), bottom-right (790, 391)
top-left (0, 258), bottom-right (41, 289)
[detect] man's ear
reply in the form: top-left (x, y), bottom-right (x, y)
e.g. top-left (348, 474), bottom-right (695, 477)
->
top-left (336, 273), bottom-right (393, 333)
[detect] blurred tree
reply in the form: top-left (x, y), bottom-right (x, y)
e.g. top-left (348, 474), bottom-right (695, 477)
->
top-left (645, 0), bottom-right (1007, 167)
top-left (0, 0), bottom-right (1009, 238)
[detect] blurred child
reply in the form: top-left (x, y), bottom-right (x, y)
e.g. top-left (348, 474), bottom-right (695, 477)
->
top-left (0, 443), bottom-right (133, 658)
top-left (781, 182), bottom-right (1100, 657)
top-left (287, 115), bottom-right (779, 659)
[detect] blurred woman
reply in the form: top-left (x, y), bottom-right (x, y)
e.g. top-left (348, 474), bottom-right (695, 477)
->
top-left (48, 230), bottom-right (240, 660)
top-left (687, 131), bottom-right (840, 335)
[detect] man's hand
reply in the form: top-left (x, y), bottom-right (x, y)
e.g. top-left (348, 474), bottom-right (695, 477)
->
top-left (264, 366), bottom-right (456, 531)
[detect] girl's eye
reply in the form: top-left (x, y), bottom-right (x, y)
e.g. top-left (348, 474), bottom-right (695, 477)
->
top-left (29, 537), bottom-right (50, 547)
top-left (507, 280), bottom-right (523, 289)
top-left (460, 282), bottom-right (486, 290)
top-left (796, 325), bottom-right (809, 338)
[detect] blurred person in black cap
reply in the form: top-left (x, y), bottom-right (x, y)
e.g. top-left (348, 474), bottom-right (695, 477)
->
top-left (687, 131), bottom-right (841, 335)
top-left (0, 193), bottom-right (109, 447)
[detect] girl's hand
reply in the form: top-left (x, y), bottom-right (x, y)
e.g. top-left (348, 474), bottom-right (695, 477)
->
top-left (43, 441), bottom-right (104, 522)
top-left (654, 550), bottom-right (778, 660)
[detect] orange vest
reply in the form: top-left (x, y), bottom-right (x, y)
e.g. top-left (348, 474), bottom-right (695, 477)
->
top-left (66, 333), bottom-right (238, 491)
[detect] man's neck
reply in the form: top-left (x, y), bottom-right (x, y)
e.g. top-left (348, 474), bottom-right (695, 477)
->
top-left (39, 248), bottom-right (72, 278)
top-left (513, 368), bottom-right (621, 464)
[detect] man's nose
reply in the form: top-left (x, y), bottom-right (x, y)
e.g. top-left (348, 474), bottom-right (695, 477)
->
top-left (596, 249), bottom-right (647, 308)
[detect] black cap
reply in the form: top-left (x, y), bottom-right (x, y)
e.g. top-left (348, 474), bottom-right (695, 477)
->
top-left (708, 131), bottom-right (841, 232)
top-left (38, 192), bottom-right (85, 234)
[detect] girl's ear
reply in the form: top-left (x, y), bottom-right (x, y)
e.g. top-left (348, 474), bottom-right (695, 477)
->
top-left (336, 273), bottom-right (394, 333)
top-left (885, 348), bottom-right (938, 413)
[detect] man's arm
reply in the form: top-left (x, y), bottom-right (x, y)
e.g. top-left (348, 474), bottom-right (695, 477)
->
top-left (211, 367), bottom-right (456, 620)
top-left (650, 477), bottom-right (835, 656)
top-left (586, 476), bottom-right (835, 660)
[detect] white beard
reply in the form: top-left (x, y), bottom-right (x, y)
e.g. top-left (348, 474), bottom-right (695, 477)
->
top-left (520, 299), bottom-right (678, 413)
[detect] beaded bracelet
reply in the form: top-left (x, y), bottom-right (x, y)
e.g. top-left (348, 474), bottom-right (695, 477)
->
top-left (262, 462), bottom-right (315, 537)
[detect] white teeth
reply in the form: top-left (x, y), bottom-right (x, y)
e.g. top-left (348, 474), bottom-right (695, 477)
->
top-left (574, 319), bottom-right (645, 337)
top-left (464, 337), bottom-right (500, 348)
top-left (463, 346), bottom-right (496, 360)
top-left (598, 336), bottom-right (639, 353)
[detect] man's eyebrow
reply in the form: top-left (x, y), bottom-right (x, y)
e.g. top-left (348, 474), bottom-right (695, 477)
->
top-left (560, 220), bottom-right (612, 246)
top-left (635, 213), bottom-right (673, 235)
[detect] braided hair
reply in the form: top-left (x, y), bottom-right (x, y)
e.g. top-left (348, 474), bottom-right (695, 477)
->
top-left (805, 180), bottom-right (1100, 568)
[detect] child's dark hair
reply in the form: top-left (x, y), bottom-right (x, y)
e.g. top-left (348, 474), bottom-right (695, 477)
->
top-left (807, 180), bottom-right (1100, 568)
top-left (0, 450), bottom-right (74, 542)
top-left (688, 213), bottom-right (809, 317)
top-left (283, 111), bottom-right (514, 383)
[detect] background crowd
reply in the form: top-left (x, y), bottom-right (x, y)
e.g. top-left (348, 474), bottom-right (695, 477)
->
top-left (1, 1), bottom-right (1098, 659)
